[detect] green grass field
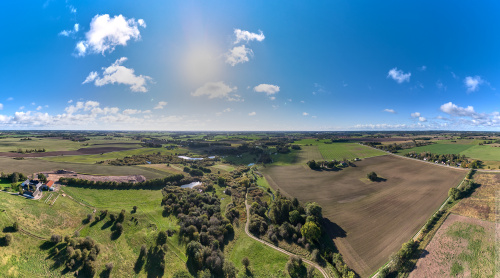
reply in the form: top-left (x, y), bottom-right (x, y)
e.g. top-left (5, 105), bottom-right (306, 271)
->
top-left (318, 143), bottom-right (386, 160)
top-left (223, 153), bottom-right (259, 165)
top-left (445, 221), bottom-right (496, 277)
top-left (398, 143), bottom-right (474, 155)
top-left (0, 137), bottom-right (83, 152)
top-left (460, 145), bottom-right (500, 161)
top-left (398, 142), bottom-right (500, 169)
top-left (294, 138), bottom-right (331, 145)
top-left (225, 226), bottom-right (289, 278)
top-left (0, 190), bottom-right (91, 238)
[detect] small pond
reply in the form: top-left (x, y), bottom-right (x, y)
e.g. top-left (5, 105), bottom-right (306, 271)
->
top-left (180, 181), bottom-right (202, 189)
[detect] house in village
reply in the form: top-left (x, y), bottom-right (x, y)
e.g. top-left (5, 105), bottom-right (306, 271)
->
top-left (21, 179), bottom-right (42, 198)
top-left (42, 180), bottom-right (54, 191)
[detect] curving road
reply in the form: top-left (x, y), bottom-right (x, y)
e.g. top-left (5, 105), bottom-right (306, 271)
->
top-left (244, 193), bottom-right (330, 278)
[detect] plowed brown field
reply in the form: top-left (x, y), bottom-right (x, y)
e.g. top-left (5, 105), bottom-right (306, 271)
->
top-left (263, 155), bottom-right (465, 277)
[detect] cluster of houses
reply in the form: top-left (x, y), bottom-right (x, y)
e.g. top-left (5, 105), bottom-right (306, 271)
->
top-left (20, 179), bottom-right (54, 199)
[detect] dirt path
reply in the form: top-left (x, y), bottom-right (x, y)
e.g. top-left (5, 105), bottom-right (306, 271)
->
top-left (244, 192), bottom-right (330, 278)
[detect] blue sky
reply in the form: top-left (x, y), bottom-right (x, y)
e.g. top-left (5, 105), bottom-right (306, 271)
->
top-left (0, 0), bottom-right (499, 130)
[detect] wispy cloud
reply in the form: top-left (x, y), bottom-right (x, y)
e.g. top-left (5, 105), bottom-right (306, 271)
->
top-left (83, 57), bottom-right (152, 93)
top-left (154, 101), bottom-right (167, 109)
top-left (387, 68), bottom-right (411, 83)
top-left (191, 81), bottom-right (241, 101)
top-left (75, 14), bottom-right (146, 56)
top-left (384, 109), bottom-right (396, 114)
top-left (59, 23), bottom-right (79, 37)
top-left (418, 65), bottom-right (427, 71)
top-left (248, 111), bottom-right (256, 116)
top-left (302, 112), bottom-right (309, 116)
top-left (411, 112), bottom-right (421, 118)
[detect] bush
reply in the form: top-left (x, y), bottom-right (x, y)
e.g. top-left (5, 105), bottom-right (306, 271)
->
top-left (13, 222), bottom-right (19, 232)
top-left (140, 244), bottom-right (147, 257)
top-left (4, 234), bottom-right (13, 246)
top-left (117, 210), bottom-right (125, 223)
top-left (106, 262), bottom-right (114, 271)
top-left (311, 249), bottom-right (320, 262)
top-left (367, 171), bottom-right (378, 181)
top-left (50, 234), bottom-right (62, 244)
top-left (115, 223), bottom-right (123, 235)
top-left (242, 257), bottom-right (250, 269)
top-left (132, 206), bottom-right (137, 213)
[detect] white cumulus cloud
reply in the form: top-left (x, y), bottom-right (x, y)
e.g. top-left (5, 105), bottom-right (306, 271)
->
top-left (464, 76), bottom-right (485, 92)
top-left (384, 109), bottom-right (396, 114)
top-left (234, 29), bottom-right (265, 44)
top-left (76, 14), bottom-right (145, 56)
top-left (411, 112), bottom-right (421, 118)
top-left (83, 57), bottom-right (152, 92)
top-left (254, 84), bottom-right (280, 98)
top-left (387, 68), bottom-right (411, 83)
top-left (418, 117), bottom-right (427, 122)
top-left (191, 81), bottom-right (240, 101)
top-left (248, 111), bottom-right (256, 116)
top-left (440, 102), bottom-right (476, 117)
top-left (225, 45), bottom-right (253, 66)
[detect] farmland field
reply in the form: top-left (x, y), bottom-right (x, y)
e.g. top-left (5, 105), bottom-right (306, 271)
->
top-left (452, 173), bottom-right (498, 221)
top-left (409, 214), bottom-right (498, 278)
top-left (40, 147), bottom-right (185, 164)
top-left (317, 143), bottom-right (386, 160)
top-left (0, 157), bottom-right (167, 180)
top-left (397, 143), bottom-right (474, 155)
top-left (263, 155), bottom-right (465, 277)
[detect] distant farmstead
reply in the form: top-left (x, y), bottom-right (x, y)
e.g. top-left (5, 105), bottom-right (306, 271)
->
top-left (42, 180), bottom-right (55, 191)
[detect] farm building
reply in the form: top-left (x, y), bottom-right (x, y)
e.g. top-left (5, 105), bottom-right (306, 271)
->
top-left (21, 179), bottom-right (42, 198)
top-left (42, 180), bottom-right (55, 191)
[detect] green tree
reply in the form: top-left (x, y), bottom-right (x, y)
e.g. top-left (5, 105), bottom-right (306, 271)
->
top-left (157, 231), bottom-right (168, 246)
top-left (301, 221), bottom-right (321, 243)
top-left (172, 270), bottom-right (191, 278)
top-left (448, 188), bottom-right (461, 201)
top-left (367, 171), bottom-right (378, 181)
top-left (305, 202), bottom-right (322, 220)
top-left (38, 173), bottom-right (47, 183)
top-left (223, 261), bottom-right (238, 278)
top-left (289, 210), bottom-right (302, 225)
top-left (11, 172), bottom-right (19, 183)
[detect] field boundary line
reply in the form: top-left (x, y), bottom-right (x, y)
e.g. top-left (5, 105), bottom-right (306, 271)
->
top-left (244, 192), bottom-right (330, 278)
